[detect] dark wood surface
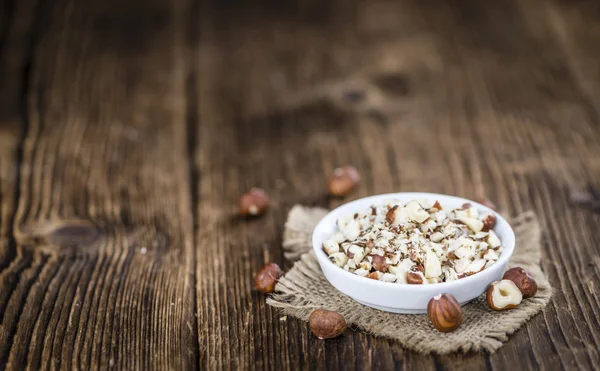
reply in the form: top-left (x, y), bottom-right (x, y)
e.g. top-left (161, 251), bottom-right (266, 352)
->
top-left (1, 0), bottom-right (600, 369)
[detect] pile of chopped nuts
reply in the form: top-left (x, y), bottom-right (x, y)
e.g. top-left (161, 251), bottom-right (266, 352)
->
top-left (322, 199), bottom-right (503, 284)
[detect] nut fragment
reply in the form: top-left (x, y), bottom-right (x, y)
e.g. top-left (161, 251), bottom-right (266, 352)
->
top-left (486, 280), bottom-right (523, 310)
top-left (254, 263), bottom-right (284, 293)
top-left (503, 267), bottom-right (538, 298)
top-left (427, 293), bottom-right (463, 332)
top-left (430, 232), bottom-right (445, 242)
top-left (406, 271), bottom-right (424, 284)
top-left (386, 205), bottom-right (398, 224)
top-left (424, 249), bottom-right (442, 278)
top-left (322, 240), bottom-right (340, 255)
top-left (481, 214), bottom-right (497, 232)
top-left (371, 255), bottom-right (389, 272)
top-left (457, 216), bottom-right (484, 233)
top-left (328, 166), bottom-right (360, 197)
top-left (464, 259), bottom-right (486, 275)
top-left (366, 271), bottom-right (381, 280)
top-left (309, 309), bottom-right (347, 339)
top-left (482, 249), bottom-right (499, 261)
top-left (486, 230), bottom-right (501, 248)
top-left (239, 188), bottom-right (269, 216)
top-left (405, 201), bottom-right (429, 223)
top-left (328, 252), bottom-right (348, 267)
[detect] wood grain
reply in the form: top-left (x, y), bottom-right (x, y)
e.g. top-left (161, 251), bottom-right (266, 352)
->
top-left (0, 0), bottom-right (38, 366)
top-left (0, 0), bottom-right (198, 369)
top-left (195, 0), bottom-right (600, 370)
top-left (1, 0), bottom-right (600, 369)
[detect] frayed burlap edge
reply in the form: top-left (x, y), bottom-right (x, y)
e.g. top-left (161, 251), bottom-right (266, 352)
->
top-left (267, 205), bottom-right (552, 354)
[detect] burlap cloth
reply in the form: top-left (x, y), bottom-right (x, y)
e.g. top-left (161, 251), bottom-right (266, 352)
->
top-left (267, 205), bottom-right (553, 354)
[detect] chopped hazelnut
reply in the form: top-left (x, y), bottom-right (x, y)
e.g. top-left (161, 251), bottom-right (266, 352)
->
top-left (407, 271), bottom-right (424, 284)
top-left (371, 255), bottom-right (389, 272)
top-left (322, 199), bottom-right (505, 284)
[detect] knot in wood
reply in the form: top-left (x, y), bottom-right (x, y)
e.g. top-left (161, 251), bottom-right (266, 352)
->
top-left (18, 220), bottom-right (103, 250)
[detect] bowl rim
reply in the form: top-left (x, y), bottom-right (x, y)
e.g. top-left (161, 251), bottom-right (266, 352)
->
top-left (312, 192), bottom-right (515, 291)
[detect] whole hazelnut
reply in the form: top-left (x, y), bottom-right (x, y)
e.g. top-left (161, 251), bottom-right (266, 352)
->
top-left (503, 267), bottom-right (538, 298)
top-left (327, 166), bottom-right (360, 197)
top-left (254, 263), bottom-right (284, 293)
top-left (309, 309), bottom-right (347, 339)
top-left (478, 197), bottom-right (497, 211)
top-left (486, 279), bottom-right (522, 310)
top-left (481, 214), bottom-right (497, 232)
top-left (240, 188), bottom-right (269, 216)
top-left (427, 293), bottom-right (463, 332)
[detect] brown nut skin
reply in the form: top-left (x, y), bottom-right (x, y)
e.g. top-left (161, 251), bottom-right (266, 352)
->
top-left (366, 271), bottom-right (380, 280)
top-left (239, 188), bottom-right (269, 217)
top-left (503, 267), bottom-right (538, 298)
top-left (427, 293), bottom-right (463, 333)
top-left (371, 255), bottom-right (389, 273)
top-left (309, 309), bottom-right (347, 339)
top-left (406, 272), bottom-right (424, 284)
top-left (481, 214), bottom-right (497, 232)
top-left (386, 205), bottom-right (399, 224)
top-left (254, 263), bottom-right (284, 294)
top-left (327, 166), bottom-right (360, 197)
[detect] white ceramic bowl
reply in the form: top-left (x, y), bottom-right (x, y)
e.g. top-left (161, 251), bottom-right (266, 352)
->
top-left (312, 192), bottom-right (515, 314)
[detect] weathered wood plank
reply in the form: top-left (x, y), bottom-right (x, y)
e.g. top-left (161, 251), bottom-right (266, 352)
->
top-left (547, 0), bottom-right (600, 114)
top-left (432, 1), bottom-right (600, 369)
top-left (194, 0), bottom-right (477, 369)
top-left (2, 0), bottom-right (600, 369)
top-left (195, 0), bottom-right (600, 369)
top-left (0, 0), bottom-right (198, 369)
top-left (0, 0), bottom-right (40, 365)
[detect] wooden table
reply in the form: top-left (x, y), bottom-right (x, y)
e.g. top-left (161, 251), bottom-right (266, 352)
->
top-left (1, 0), bottom-right (599, 369)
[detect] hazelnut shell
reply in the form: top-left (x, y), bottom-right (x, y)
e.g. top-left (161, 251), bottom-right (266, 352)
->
top-left (503, 267), bottom-right (538, 298)
top-left (427, 293), bottom-right (463, 332)
top-left (327, 166), bottom-right (360, 197)
top-left (309, 309), bottom-right (347, 339)
top-left (254, 263), bottom-right (284, 293)
top-left (239, 188), bottom-right (269, 217)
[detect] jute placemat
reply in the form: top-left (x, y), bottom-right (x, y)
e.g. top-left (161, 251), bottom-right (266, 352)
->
top-left (267, 205), bottom-right (553, 354)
